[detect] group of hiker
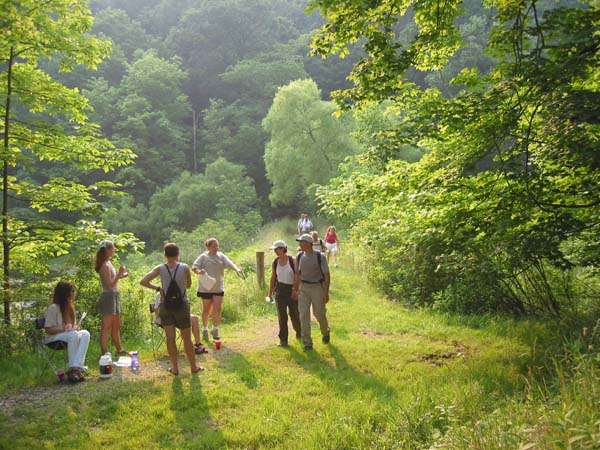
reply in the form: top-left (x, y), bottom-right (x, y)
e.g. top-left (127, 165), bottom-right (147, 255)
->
top-left (42, 217), bottom-right (340, 380)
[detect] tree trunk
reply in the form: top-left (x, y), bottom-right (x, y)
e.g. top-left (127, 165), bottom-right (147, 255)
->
top-left (2, 47), bottom-right (14, 324)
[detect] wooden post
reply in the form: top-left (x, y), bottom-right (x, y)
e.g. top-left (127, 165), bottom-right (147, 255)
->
top-left (256, 251), bottom-right (265, 289)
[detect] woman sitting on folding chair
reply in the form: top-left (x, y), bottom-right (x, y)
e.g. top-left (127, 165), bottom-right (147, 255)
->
top-left (44, 281), bottom-right (90, 382)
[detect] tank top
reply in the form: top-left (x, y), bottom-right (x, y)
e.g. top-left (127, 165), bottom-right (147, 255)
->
top-left (159, 263), bottom-right (189, 303)
top-left (275, 258), bottom-right (295, 285)
top-left (100, 263), bottom-right (118, 293)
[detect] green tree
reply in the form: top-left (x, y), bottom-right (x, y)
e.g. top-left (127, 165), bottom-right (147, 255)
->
top-left (104, 158), bottom-right (260, 249)
top-left (87, 50), bottom-right (192, 203)
top-left (313, 0), bottom-right (600, 315)
top-left (0, 0), bottom-right (135, 323)
top-left (263, 79), bottom-right (360, 209)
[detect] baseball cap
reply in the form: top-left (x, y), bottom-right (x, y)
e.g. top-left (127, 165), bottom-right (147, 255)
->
top-left (97, 240), bottom-right (113, 251)
top-left (295, 234), bottom-right (313, 243)
top-left (270, 240), bottom-right (287, 249)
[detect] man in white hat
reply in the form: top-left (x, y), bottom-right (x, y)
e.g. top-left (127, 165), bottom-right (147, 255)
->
top-left (292, 234), bottom-right (331, 350)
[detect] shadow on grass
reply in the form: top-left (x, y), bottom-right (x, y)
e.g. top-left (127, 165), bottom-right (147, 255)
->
top-left (287, 343), bottom-right (397, 402)
top-left (210, 344), bottom-right (258, 389)
top-left (169, 375), bottom-right (225, 448)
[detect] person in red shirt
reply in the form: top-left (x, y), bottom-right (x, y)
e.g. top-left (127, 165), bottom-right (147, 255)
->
top-left (325, 226), bottom-right (340, 268)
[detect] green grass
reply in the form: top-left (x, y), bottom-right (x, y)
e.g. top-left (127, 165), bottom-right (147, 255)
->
top-left (0, 247), bottom-right (598, 449)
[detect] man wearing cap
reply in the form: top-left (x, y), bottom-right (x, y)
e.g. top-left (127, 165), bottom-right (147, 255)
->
top-left (292, 233), bottom-right (331, 350)
top-left (268, 240), bottom-right (301, 347)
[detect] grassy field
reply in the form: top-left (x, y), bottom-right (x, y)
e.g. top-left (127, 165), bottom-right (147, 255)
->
top-left (0, 243), bottom-right (598, 449)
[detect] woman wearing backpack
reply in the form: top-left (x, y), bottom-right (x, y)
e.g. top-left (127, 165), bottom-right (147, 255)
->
top-left (140, 242), bottom-right (204, 375)
top-left (267, 240), bottom-right (301, 347)
top-left (192, 238), bottom-right (243, 342)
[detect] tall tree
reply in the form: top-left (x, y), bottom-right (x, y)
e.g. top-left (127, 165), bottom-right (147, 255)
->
top-left (0, 0), bottom-right (135, 323)
top-left (263, 79), bottom-right (360, 209)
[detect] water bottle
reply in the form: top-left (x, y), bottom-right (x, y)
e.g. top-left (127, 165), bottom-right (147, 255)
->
top-left (131, 351), bottom-right (139, 372)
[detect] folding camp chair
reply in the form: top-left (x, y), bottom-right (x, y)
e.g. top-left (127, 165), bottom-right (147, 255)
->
top-left (33, 317), bottom-right (68, 379)
top-left (150, 298), bottom-right (183, 358)
top-left (150, 302), bottom-right (167, 358)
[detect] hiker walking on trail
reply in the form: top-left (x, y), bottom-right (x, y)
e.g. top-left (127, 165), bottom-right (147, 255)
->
top-left (311, 231), bottom-right (325, 253)
top-left (299, 214), bottom-right (313, 235)
top-left (95, 240), bottom-right (128, 356)
top-left (268, 240), bottom-right (301, 347)
top-left (192, 238), bottom-right (243, 342)
top-left (140, 242), bottom-right (204, 375)
top-left (325, 226), bottom-right (340, 268)
top-left (292, 234), bottom-right (331, 350)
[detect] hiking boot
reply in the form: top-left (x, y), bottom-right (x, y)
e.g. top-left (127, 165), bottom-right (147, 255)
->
top-left (322, 333), bottom-right (330, 344)
top-left (202, 329), bottom-right (209, 341)
top-left (211, 328), bottom-right (220, 340)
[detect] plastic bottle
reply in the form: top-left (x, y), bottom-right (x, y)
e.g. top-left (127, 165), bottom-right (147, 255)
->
top-left (131, 351), bottom-right (139, 372)
top-left (99, 352), bottom-right (113, 379)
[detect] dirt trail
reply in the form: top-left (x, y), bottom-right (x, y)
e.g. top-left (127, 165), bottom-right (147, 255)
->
top-left (0, 316), bottom-right (280, 414)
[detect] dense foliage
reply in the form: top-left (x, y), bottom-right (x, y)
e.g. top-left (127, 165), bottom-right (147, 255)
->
top-left (313, 0), bottom-right (600, 315)
top-left (0, 0), bottom-right (138, 324)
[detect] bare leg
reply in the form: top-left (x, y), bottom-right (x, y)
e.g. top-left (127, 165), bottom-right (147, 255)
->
top-left (111, 314), bottom-right (124, 351)
top-left (164, 325), bottom-right (179, 374)
top-left (100, 314), bottom-right (121, 354)
top-left (202, 299), bottom-right (213, 328)
top-left (211, 296), bottom-right (223, 327)
top-left (180, 327), bottom-right (201, 372)
top-left (191, 314), bottom-right (200, 345)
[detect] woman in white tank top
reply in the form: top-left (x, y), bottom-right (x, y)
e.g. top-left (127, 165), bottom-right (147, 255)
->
top-left (267, 240), bottom-right (301, 347)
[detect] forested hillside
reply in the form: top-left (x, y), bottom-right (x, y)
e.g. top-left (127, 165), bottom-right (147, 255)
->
top-left (1, 0), bottom-right (598, 333)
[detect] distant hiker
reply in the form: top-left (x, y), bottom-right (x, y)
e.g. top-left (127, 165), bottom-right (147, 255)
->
top-left (44, 281), bottom-right (90, 382)
top-left (311, 231), bottom-right (325, 253)
top-left (140, 242), bottom-right (204, 375)
top-left (95, 240), bottom-right (128, 356)
top-left (325, 226), bottom-right (340, 268)
top-left (292, 234), bottom-right (331, 350)
top-left (192, 238), bottom-right (243, 342)
top-left (297, 214), bottom-right (307, 236)
top-left (267, 240), bottom-right (301, 347)
top-left (300, 214), bottom-right (313, 234)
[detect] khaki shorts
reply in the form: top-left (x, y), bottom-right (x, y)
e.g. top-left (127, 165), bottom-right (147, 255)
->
top-left (158, 301), bottom-right (191, 329)
top-left (98, 292), bottom-right (120, 316)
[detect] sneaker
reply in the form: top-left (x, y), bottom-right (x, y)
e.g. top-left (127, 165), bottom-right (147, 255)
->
top-left (322, 333), bottom-right (330, 344)
top-left (117, 349), bottom-right (129, 355)
top-left (278, 341), bottom-right (289, 347)
top-left (303, 345), bottom-right (313, 351)
top-left (202, 329), bottom-right (209, 341)
top-left (211, 328), bottom-right (220, 340)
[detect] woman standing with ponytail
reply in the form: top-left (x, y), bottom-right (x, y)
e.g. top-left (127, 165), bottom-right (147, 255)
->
top-left (95, 240), bottom-right (128, 355)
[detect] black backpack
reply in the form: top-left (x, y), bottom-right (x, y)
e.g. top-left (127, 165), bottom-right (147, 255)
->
top-left (164, 264), bottom-right (184, 311)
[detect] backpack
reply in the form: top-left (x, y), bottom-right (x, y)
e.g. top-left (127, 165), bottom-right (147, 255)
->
top-left (272, 256), bottom-right (295, 281)
top-left (164, 263), bottom-right (184, 311)
top-left (296, 251), bottom-right (324, 278)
